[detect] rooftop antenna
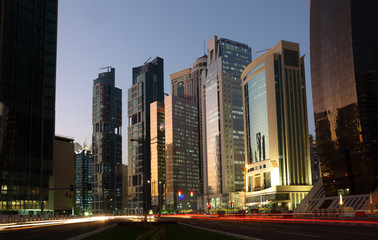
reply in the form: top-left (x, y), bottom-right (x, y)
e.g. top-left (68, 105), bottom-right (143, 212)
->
top-left (253, 48), bottom-right (271, 56)
top-left (100, 66), bottom-right (112, 72)
top-left (144, 57), bottom-right (152, 65)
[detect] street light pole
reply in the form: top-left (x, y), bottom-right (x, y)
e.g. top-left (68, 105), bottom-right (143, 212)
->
top-left (244, 165), bottom-right (247, 210)
top-left (158, 181), bottom-right (162, 219)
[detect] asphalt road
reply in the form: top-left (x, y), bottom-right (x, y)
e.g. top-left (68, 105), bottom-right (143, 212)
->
top-left (0, 217), bottom-right (377, 240)
top-left (162, 217), bottom-right (378, 240)
top-left (0, 219), bottom-right (117, 240)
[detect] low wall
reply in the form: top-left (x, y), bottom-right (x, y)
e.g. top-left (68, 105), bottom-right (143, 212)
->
top-left (0, 215), bottom-right (76, 223)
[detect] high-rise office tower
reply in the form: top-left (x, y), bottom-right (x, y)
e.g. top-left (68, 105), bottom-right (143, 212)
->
top-left (192, 55), bottom-right (207, 195)
top-left (310, 0), bottom-right (378, 195)
top-left (92, 67), bottom-right (122, 214)
top-left (241, 40), bottom-right (312, 211)
top-left (165, 95), bottom-right (200, 211)
top-left (170, 55), bottom-right (207, 195)
top-left (128, 57), bottom-right (164, 215)
top-left (203, 36), bottom-right (251, 201)
top-left (75, 147), bottom-right (93, 215)
top-left (0, 0), bottom-right (58, 214)
top-left (171, 69), bottom-right (192, 99)
top-left (150, 101), bottom-right (165, 212)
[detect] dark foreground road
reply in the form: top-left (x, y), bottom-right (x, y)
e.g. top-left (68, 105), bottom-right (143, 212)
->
top-left (162, 217), bottom-right (378, 240)
top-left (0, 219), bottom-right (117, 240)
top-left (0, 216), bottom-right (377, 240)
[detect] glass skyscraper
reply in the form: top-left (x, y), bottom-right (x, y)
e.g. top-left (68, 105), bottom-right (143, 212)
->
top-left (0, 0), bottom-right (58, 214)
top-left (310, 0), bottom-right (378, 196)
top-left (203, 36), bottom-right (251, 197)
top-left (242, 41), bottom-right (312, 211)
top-left (128, 57), bottom-right (164, 215)
top-left (92, 67), bottom-right (122, 214)
top-left (75, 148), bottom-right (93, 215)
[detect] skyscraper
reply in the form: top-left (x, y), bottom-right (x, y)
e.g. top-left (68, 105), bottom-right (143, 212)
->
top-left (75, 147), bottom-right (93, 215)
top-left (165, 95), bottom-right (199, 212)
top-left (0, 0), bottom-right (58, 214)
top-left (192, 55), bottom-right (207, 195)
top-left (310, 0), bottom-right (378, 196)
top-left (203, 36), bottom-right (251, 203)
top-left (241, 40), bottom-right (312, 211)
top-left (150, 101), bottom-right (165, 212)
top-left (170, 69), bottom-right (192, 99)
top-left (92, 67), bottom-right (122, 214)
top-left (170, 55), bottom-right (207, 195)
top-left (128, 57), bottom-right (164, 215)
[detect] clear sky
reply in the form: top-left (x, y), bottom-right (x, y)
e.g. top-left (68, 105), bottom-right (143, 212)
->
top-left (55, 0), bottom-right (313, 164)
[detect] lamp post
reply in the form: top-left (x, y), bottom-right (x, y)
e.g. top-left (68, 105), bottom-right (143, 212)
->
top-left (158, 181), bottom-right (162, 219)
top-left (243, 164), bottom-right (248, 210)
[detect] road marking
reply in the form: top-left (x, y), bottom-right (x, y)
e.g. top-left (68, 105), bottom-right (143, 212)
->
top-left (179, 223), bottom-right (263, 240)
top-left (325, 230), bottom-right (378, 237)
top-left (276, 230), bottom-right (320, 238)
top-left (66, 224), bottom-right (117, 240)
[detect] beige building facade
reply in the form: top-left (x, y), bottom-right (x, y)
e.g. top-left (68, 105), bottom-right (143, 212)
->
top-left (53, 136), bottom-right (75, 214)
top-left (241, 41), bottom-right (312, 212)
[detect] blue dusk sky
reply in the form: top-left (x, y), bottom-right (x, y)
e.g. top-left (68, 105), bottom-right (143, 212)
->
top-left (55, 0), bottom-right (313, 164)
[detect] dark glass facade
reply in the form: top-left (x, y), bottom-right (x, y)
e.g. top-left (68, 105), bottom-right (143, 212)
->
top-left (92, 68), bottom-right (122, 214)
top-left (310, 0), bottom-right (378, 196)
top-left (128, 57), bottom-right (164, 214)
top-left (0, 0), bottom-right (57, 214)
top-left (75, 149), bottom-right (93, 215)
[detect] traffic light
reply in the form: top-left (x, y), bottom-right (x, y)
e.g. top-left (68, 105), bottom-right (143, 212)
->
top-left (178, 191), bottom-right (182, 196)
top-left (231, 202), bottom-right (234, 209)
top-left (207, 204), bottom-right (211, 210)
top-left (70, 185), bottom-right (74, 192)
top-left (190, 191), bottom-right (193, 197)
